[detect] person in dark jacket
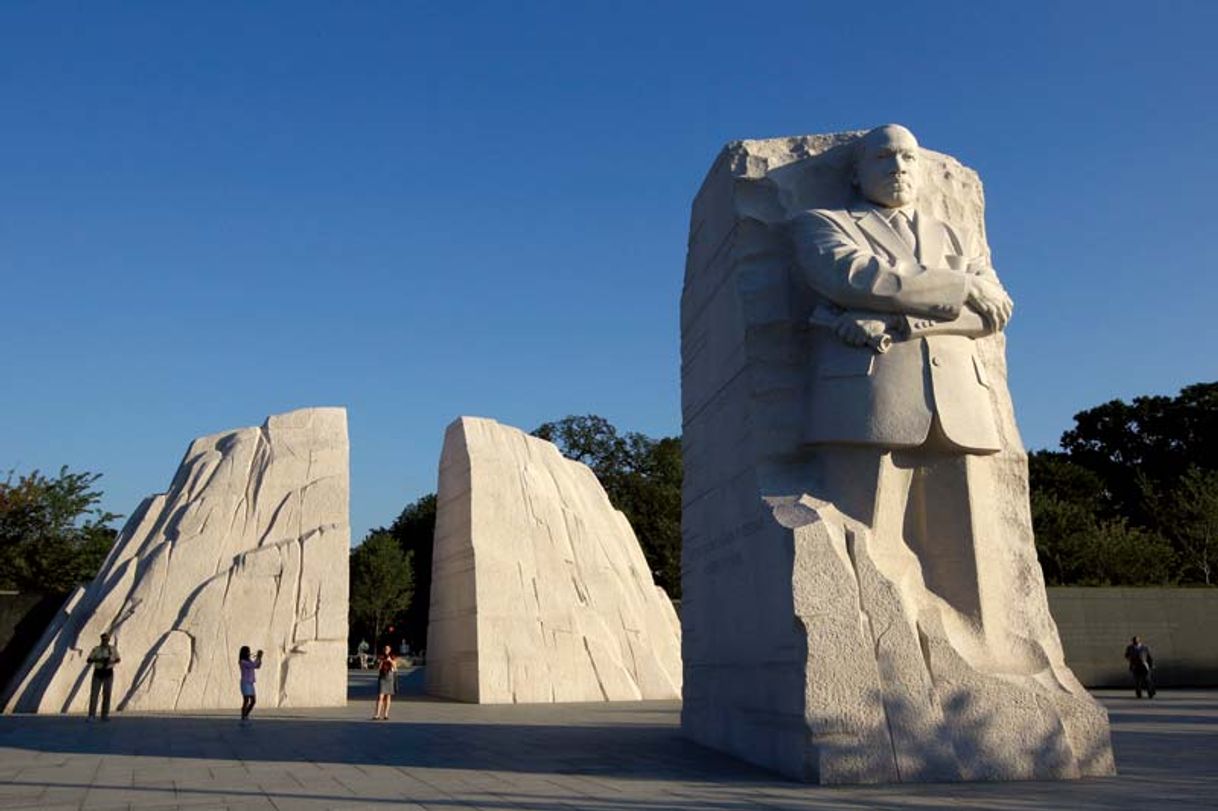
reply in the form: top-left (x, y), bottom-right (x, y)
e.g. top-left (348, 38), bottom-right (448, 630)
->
top-left (1124, 635), bottom-right (1156, 698)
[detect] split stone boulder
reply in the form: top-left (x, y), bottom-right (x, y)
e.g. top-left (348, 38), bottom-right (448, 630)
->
top-left (4, 408), bottom-right (350, 713)
top-left (425, 416), bottom-right (682, 703)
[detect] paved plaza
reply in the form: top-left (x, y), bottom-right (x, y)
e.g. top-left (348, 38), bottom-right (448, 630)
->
top-left (0, 669), bottom-right (1215, 810)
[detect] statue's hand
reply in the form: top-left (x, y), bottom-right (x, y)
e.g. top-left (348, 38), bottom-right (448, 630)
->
top-left (834, 314), bottom-right (888, 347)
top-left (966, 276), bottom-right (1013, 331)
top-left (966, 257), bottom-right (992, 276)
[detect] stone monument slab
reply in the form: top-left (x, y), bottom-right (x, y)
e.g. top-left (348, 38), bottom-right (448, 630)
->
top-left (425, 416), bottom-right (681, 703)
top-left (3, 408), bottom-right (350, 713)
top-left (679, 126), bottom-right (1115, 783)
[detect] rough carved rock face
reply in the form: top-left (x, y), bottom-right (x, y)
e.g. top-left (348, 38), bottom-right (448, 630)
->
top-left (4, 408), bottom-right (349, 714)
top-left (425, 416), bottom-right (682, 704)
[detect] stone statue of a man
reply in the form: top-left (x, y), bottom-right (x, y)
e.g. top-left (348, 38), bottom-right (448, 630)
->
top-left (681, 123), bottom-right (1114, 783)
top-left (789, 123), bottom-right (1016, 619)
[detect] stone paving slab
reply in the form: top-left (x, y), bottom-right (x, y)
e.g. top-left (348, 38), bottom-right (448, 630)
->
top-left (0, 670), bottom-right (1214, 810)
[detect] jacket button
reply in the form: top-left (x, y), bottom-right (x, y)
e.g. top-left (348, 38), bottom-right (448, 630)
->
top-left (931, 356), bottom-right (942, 367)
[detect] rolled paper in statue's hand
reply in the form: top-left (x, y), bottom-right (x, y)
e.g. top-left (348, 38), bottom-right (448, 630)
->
top-left (861, 331), bottom-right (892, 353)
top-left (808, 306), bottom-right (893, 354)
top-left (868, 332), bottom-right (892, 353)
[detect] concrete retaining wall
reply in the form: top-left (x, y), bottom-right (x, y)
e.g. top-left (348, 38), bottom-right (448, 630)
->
top-left (1047, 587), bottom-right (1218, 688)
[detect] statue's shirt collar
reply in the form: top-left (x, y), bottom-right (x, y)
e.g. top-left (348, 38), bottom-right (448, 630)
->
top-left (852, 199), bottom-right (916, 222)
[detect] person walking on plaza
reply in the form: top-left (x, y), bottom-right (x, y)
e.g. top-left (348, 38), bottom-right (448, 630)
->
top-left (357, 638), bottom-right (370, 669)
top-left (373, 645), bottom-right (397, 720)
top-left (238, 646), bottom-right (263, 721)
top-left (86, 632), bottom-right (121, 721)
top-left (1125, 635), bottom-right (1156, 698)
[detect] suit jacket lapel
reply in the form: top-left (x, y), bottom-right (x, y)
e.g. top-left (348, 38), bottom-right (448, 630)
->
top-left (851, 205), bottom-right (918, 267)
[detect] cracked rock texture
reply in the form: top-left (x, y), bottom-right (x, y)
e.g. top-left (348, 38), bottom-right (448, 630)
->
top-left (425, 416), bottom-right (682, 703)
top-left (679, 133), bottom-right (1114, 783)
top-left (4, 408), bottom-right (349, 714)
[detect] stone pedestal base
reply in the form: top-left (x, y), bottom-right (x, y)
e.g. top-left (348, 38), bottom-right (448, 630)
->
top-left (684, 496), bottom-right (1114, 784)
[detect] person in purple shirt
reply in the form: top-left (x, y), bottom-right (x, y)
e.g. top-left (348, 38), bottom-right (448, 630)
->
top-left (238, 645), bottom-right (263, 721)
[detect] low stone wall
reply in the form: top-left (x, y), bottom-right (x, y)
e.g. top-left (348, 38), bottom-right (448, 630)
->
top-left (1047, 587), bottom-right (1218, 687)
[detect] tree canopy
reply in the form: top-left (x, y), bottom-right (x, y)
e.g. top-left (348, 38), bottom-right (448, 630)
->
top-left (1031, 382), bottom-right (1218, 586)
top-left (349, 529), bottom-right (414, 648)
top-left (377, 494), bottom-right (436, 650)
top-left (1058, 382), bottom-right (1218, 526)
top-left (0, 467), bottom-right (119, 593)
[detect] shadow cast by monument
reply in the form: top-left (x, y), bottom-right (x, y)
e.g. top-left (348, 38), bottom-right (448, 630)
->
top-left (3, 690), bottom-right (1216, 811)
top-left (0, 713), bottom-right (761, 781)
top-left (0, 688), bottom-right (1126, 783)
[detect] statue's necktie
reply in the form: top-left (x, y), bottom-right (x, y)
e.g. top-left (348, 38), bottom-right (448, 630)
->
top-left (890, 210), bottom-right (917, 254)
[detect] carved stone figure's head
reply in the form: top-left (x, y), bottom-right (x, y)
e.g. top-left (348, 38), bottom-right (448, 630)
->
top-left (852, 124), bottom-right (920, 208)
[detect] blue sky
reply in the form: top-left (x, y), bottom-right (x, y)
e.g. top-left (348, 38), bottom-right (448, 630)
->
top-left (3, 1), bottom-right (1215, 542)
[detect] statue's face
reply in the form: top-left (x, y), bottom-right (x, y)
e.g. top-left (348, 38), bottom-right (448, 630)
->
top-left (855, 126), bottom-right (920, 208)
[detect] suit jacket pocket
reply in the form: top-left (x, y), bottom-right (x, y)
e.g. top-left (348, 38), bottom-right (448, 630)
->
top-left (818, 346), bottom-right (875, 379)
top-left (972, 354), bottom-right (990, 388)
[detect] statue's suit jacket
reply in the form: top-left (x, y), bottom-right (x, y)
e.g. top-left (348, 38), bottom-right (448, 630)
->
top-left (789, 202), bottom-right (1003, 454)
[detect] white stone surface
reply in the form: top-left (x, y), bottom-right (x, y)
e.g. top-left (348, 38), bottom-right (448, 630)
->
top-left (425, 416), bottom-right (681, 704)
top-left (679, 128), bottom-right (1115, 783)
top-left (4, 408), bottom-right (350, 714)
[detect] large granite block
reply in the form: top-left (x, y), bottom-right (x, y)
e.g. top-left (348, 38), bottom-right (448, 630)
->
top-left (425, 416), bottom-right (681, 704)
top-left (679, 128), bottom-right (1114, 783)
top-left (3, 408), bottom-right (350, 713)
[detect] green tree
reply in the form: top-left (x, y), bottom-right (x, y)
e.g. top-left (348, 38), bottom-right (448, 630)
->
top-left (1040, 381), bottom-right (1218, 584)
top-left (1060, 382), bottom-right (1218, 524)
top-left (349, 530), bottom-right (414, 647)
top-left (1030, 491), bottom-right (1099, 586)
top-left (1160, 467), bottom-right (1218, 585)
top-left (0, 467), bottom-right (119, 593)
top-left (1087, 520), bottom-right (1176, 586)
top-left (1028, 451), bottom-right (1107, 516)
top-left (1031, 488), bottom-right (1174, 586)
top-left (534, 415), bottom-right (683, 597)
top-left (1030, 450), bottom-right (1112, 583)
top-left (381, 494), bottom-right (436, 650)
